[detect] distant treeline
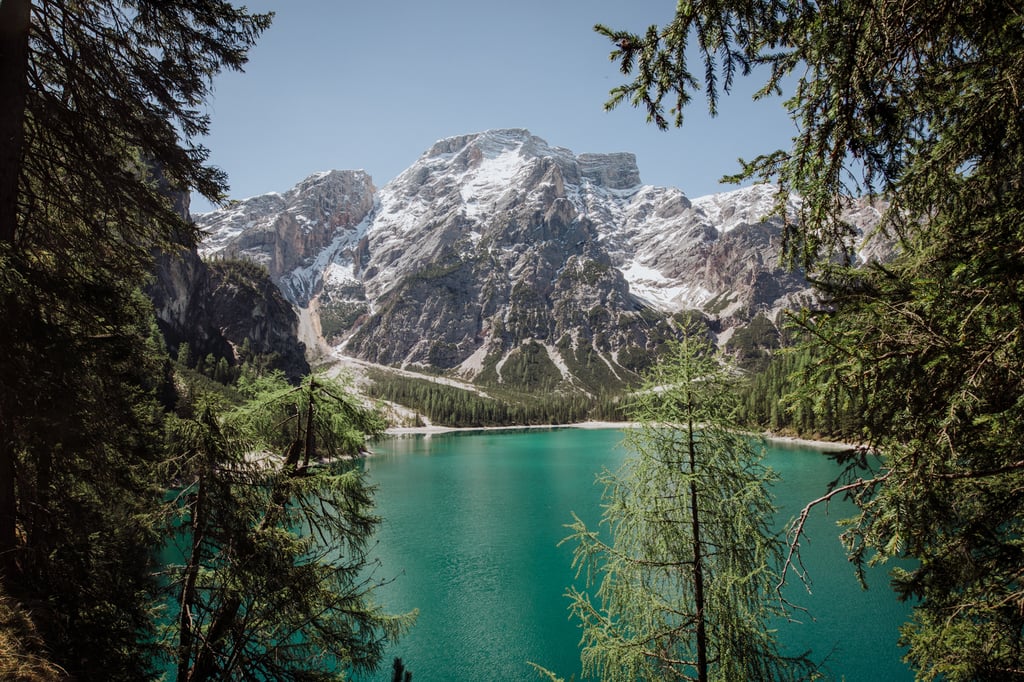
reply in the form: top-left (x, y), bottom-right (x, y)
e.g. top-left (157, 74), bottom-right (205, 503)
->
top-left (736, 344), bottom-right (864, 442)
top-left (366, 372), bottom-right (626, 428)
top-left (364, 327), bottom-right (871, 441)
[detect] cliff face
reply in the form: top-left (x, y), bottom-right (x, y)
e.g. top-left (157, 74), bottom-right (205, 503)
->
top-left (195, 129), bottom-right (881, 391)
top-left (195, 170), bottom-right (376, 305)
top-left (147, 194), bottom-right (309, 380)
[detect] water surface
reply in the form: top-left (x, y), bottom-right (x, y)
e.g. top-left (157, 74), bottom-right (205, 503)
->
top-left (363, 428), bottom-right (912, 681)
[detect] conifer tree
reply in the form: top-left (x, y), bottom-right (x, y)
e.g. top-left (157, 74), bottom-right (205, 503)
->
top-left (595, 2), bottom-right (1024, 677)
top-left (165, 373), bottom-right (415, 681)
top-left (563, 336), bottom-right (810, 681)
top-left (177, 341), bottom-right (194, 369)
top-left (0, 1), bottom-right (270, 676)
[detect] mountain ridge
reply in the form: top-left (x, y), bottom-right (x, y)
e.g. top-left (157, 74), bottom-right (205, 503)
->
top-left (195, 129), bottom-right (872, 392)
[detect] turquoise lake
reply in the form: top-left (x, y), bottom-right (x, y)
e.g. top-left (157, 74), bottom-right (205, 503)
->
top-left (361, 428), bottom-right (914, 681)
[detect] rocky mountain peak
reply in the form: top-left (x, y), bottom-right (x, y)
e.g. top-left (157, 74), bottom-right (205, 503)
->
top-left (402, 129), bottom-right (641, 199)
top-left (197, 169), bottom-right (375, 304)
top-left (195, 129), bottom-right (882, 392)
top-left (577, 152), bottom-right (641, 190)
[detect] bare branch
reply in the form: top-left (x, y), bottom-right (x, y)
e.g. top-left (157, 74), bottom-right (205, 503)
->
top-left (777, 471), bottom-right (890, 591)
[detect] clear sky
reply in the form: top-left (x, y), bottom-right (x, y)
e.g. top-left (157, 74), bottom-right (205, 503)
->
top-left (190, 0), bottom-right (797, 213)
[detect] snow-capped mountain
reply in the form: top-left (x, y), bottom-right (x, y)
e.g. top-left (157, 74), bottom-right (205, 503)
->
top-left (196, 129), bottom-right (829, 391)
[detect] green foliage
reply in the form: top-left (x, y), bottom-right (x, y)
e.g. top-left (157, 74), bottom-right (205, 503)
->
top-left (586, 305), bottom-right (611, 328)
top-left (562, 336), bottom-right (812, 681)
top-left (0, 1), bottom-right (270, 676)
top-left (558, 258), bottom-right (611, 287)
top-left (701, 292), bottom-right (737, 316)
top-left (473, 349), bottom-right (504, 385)
top-left (176, 341), bottom-right (193, 369)
top-left (736, 343), bottom-right (863, 440)
top-left (725, 312), bottom-right (781, 372)
top-left (615, 344), bottom-right (655, 374)
top-left (0, 273), bottom-right (171, 679)
top-left (208, 257), bottom-right (271, 287)
top-left (793, 225), bottom-right (1024, 678)
top-left (366, 370), bottom-right (626, 427)
top-left (427, 341), bottom-right (462, 370)
top-left (596, 1), bottom-right (1024, 676)
top-left (163, 374), bottom-right (410, 681)
top-left (174, 364), bottom-right (247, 409)
top-left (407, 259), bottom-right (465, 283)
top-left (319, 299), bottom-right (369, 340)
top-left (559, 336), bottom-right (637, 393)
top-left (499, 341), bottom-right (563, 391)
top-left (173, 329), bottom-right (294, 390)
top-left (476, 337), bottom-right (642, 396)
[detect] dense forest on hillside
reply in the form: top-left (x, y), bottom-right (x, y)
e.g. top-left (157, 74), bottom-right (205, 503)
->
top-left (367, 370), bottom-right (626, 428)
top-left (592, 1), bottom-right (1024, 678)
top-left (736, 342), bottom-right (864, 441)
top-left (364, 331), bottom-right (859, 442)
top-left (357, 308), bottom-right (858, 440)
top-left (0, 4), bottom-right (413, 680)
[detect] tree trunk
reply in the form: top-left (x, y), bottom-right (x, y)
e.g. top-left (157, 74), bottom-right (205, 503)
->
top-left (178, 474), bottom-right (208, 682)
top-left (0, 0), bottom-right (30, 244)
top-left (0, 0), bottom-right (31, 582)
top-left (302, 377), bottom-right (315, 467)
top-left (687, 415), bottom-right (708, 682)
top-left (188, 593), bottom-right (242, 682)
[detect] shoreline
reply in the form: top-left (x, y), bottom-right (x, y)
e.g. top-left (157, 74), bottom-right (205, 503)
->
top-left (380, 421), bottom-right (853, 451)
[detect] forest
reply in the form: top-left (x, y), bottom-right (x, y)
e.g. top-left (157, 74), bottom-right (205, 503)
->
top-left (1, 1), bottom-right (1022, 681)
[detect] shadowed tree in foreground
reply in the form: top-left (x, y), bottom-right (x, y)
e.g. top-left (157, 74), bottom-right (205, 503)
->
top-left (165, 373), bottom-right (415, 681)
top-left (0, 1), bottom-right (269, 677)
top-left (596, 2), bottom-right (1024, 677)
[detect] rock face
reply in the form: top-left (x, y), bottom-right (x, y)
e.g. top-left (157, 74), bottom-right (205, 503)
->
top-left (148, 195), bottom-right (309, 381)
top-left (196, 170), bottom-right (376, 305)
top-left (195, 129), bottom-right (874, 391)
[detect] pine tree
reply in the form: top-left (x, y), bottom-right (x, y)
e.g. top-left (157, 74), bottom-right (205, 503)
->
top-left (563, 336), bottom-right (811, 681)
top-left (0, 1), bottom-right (270, 677)
top-left (177, 341), bottom-right (194, 369)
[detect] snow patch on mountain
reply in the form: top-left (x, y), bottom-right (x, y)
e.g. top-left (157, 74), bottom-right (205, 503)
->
top-left (460, 146), bottom-right (524, 219)
top-left (192, 129), bottom-right (884, 385)
top-left (197, 192), bottom-right (286, 256)
top-left (278, 208), bottom-right (374, 304)
top-left (691, 183), bottom-right (799, 233)
top-left (622, 262), bottom-right (714, 310)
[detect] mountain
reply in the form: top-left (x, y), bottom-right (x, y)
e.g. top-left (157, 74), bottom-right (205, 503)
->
top-left (148, 191), bottom-right (309, 381)
top-left (195, 129), bottom-right (861, 392)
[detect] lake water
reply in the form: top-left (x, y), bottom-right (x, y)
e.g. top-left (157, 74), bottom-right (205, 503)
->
top-left (362, 428), bottom-right (914, 681)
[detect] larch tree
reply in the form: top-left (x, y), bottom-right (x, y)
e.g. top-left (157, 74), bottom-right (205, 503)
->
top-left (595, 1), bottom-right (1024, 678)
top-left (164, 372), bottom-right (416, 682)
top-left (563, 336), bottom-right (812, 681)
top-left (0, 1), bottom-right (270, 678)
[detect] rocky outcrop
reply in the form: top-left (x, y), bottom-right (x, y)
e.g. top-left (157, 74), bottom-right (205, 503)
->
top-left (578, 152), bottom-right (641, 189)
top-left (194, 129), bottom-right (883, 391)
top-left (148, 194), bottom-right (309, 381)
top-left (197, 170), bottom-right (376, 306)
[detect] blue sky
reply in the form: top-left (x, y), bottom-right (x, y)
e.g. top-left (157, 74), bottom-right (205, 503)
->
top-left (191, 0), bottom-right (797, 213)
